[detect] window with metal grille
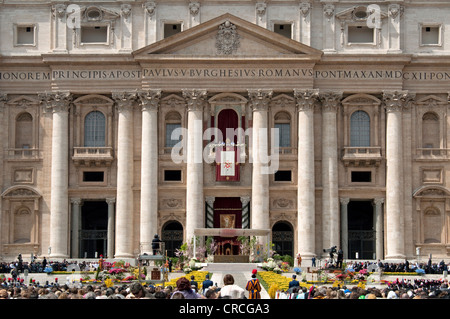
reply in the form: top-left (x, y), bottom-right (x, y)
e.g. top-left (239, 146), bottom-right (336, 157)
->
top-left (165, 123), bottom-right (182, 148)
top-left (274, 123), bottom-right (291, 147)
top-left (350, 110), bottom-right (370, 147)
top-left (84, 111), bottom-right (106, 147)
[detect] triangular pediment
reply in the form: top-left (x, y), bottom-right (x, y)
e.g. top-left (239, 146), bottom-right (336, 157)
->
top-left (133, 13), bottom-right (322, 61)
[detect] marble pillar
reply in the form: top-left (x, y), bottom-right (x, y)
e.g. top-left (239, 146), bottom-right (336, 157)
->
top-left (70, 198), bottom-right (82, 258)
top-left (112, 91), bottom-right (137, 259)
top-left (373, 198), bottom-right (384, 261)
top-left (248, 89), bottom-right (272, 245)
top-left (340, 198), bottom-right (349, 259)
top-left (106, 198), bottom-right (116, 258)
top-left (319, 91), bottom-right (342, 254)
top-left (383, 90), bottom-right (414, 260)
top-left (138, 89), bottom-right (161, 254)
top-left (294, 89), bottom-right (318, 259)
top-left (40, 91), bottom-right (72, 258)
top-left (183, 89), bottom-right (207, 243)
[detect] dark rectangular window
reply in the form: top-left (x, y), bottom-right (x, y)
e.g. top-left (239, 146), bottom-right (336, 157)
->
top-left (274, 24), bottom-right (292, 39)
top-left (164, 170), bottom-right (182, 181)
top-left (351, 171), bottom-right (371, 183)
top-left (81, 26), bottom-right (108, 43)
top-left (83, 171), bottom-right (104, 182)
top-left (274, 170), bottom-right (292, 182)
top-left (164, 23), bottom-right (182, 38)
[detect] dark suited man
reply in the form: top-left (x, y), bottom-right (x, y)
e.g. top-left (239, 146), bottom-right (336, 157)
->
top-left (337, 248), bottom-right (344, 268)
top-left (289, 274), bottom-right (300, 289)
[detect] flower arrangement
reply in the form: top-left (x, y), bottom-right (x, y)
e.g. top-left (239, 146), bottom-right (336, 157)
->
top-left (165, 271), bottom-right (210, 289)
top-left (280, 262), bottom-right (290, 272)
top-left (183, 258), bottom-right (202, 273)
top-left (261, 258), bottom-right (278, 271)
top-left (293, 267), bottom-right (302, 274)
top-left (415, 268), bottom-right (426, 275)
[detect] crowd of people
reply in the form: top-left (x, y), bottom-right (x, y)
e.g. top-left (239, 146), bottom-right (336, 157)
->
top-left (323, 256), bottom-right (449, 275)
top-left (0, 256), bottom-right (103, 274)
top-left (1, 254), bottom-right (450, 300)
top-left (0, 272), bottom-right (260, 300)
top-left (281, 279), bottom-right (450, 299)
top-left (1, 274), bottom-right (449, 300)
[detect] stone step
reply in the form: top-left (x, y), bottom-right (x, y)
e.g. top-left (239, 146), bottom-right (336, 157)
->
top-left (202, 262), bottom-right (260, 273)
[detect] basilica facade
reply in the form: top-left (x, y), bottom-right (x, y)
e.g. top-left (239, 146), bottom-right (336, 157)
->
top-left (0, 0), bottom-right (450, 263)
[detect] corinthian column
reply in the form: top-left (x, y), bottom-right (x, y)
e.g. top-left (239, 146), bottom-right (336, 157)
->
top-left (112, 91), bottom-right (137, 258)
top-left (248, 89), bottom-right (272, 245)
top-left (138, 89), bottom-right (161, 254)
top-left (319, 91), bottom-right (342, 254)
top-left (40, 91), bottom-right (72, 258)
top-left (183, 89), bottom-right (207, 243)
top-left (294, 89), bottom-right (318, 260)
top-left (383, 90), bottom-right (414, 260)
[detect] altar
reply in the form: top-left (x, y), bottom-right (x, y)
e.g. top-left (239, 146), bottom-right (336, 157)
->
top-left (193, 228), bottom-right (271, 263)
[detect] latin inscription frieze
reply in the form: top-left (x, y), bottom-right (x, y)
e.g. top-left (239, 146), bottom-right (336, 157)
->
top-left (1, 67), bottom-right (450, 82)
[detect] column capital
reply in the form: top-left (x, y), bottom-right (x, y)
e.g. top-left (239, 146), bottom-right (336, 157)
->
top-left (112, 91), bottom-right (138, 112)
top-left (383, 90), bottom-right (415, 112)
top-left (248, 89), bottom-right (273, 112)
top-left (299, 1), bottom-right (312, 18)
top-left (143, 1), bottom-right (157, 15)
top-left (388, 3), bottom-right (404, 20)
top-left (182, 89), bottom-right (207, 112)
top-left (373, 198), bottom-right (385, 206)
top-left (340, 197), bottom-right (350, 205)
top-left (138, 89), bottom-right (161, 112)
top-left (205, 196), bottom-right (215, 207)
top-left (319, 90), bottom-right (342, 112)
top-left (323, 3), bottom-right (335, 20)
top-left (39, 91), bottom-right (72, 113)
top-left (106, 197), bottom-right (116, 205)
top-left (294, 89), bottom-right (319, 112)
top-left (70, 198), bottom-right (82, 205)
top-left (240, 196), bottom-right (250, 206)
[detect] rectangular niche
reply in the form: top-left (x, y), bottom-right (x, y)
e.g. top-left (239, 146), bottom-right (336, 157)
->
top-left (422, 168), bottom-right (443, 184)
top-left (13, 168), bottom-right (34, 184)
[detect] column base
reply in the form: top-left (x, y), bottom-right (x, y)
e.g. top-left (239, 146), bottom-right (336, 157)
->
top-left (49, 254), bottom-right (69, 260)
top-left (384, 254), bottom-right (406, 262)
top-left (114, 253), bottom-right (135, 259)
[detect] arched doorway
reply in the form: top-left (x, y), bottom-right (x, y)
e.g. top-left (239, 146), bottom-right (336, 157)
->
top-left (162, 221), bottom-right (183, 257)
top-left (272, 221), bottom-right (294, 257)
